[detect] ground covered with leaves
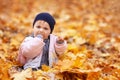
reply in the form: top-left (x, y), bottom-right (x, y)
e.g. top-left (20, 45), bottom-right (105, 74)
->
top-left (0, 0), bottom-right (120, 80)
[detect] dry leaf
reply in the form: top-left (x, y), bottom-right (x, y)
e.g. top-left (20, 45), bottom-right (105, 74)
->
top-left (11, 68), bottom-right (32, 80)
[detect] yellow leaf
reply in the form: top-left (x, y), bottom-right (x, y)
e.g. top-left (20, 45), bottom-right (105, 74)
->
top-left (41, 65), bottom-right (50, 71)
top-left (11, 68), bottom-right (32, 80)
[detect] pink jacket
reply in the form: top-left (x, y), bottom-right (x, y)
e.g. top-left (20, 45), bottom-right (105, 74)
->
top-left (17, 34), bottom-right (67, 69)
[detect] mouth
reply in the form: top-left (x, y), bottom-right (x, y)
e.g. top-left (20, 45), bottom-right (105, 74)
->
top-left (36, 34), bottom-right (43, 39)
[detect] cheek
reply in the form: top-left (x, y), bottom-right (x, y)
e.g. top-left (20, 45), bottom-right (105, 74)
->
top-left (33, 29), bottom-right (38, 36)
top-left (44, 31), bottom-right (50, 39)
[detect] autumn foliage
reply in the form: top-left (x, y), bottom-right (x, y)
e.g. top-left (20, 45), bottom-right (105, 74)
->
top-left (0, 0), bottom-right (120, 80)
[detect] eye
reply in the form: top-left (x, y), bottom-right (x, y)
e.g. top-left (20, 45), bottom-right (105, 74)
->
top-left (36, 26), bottom-right (41, 28)
top-left (44, 27), bottom-right (48, 30)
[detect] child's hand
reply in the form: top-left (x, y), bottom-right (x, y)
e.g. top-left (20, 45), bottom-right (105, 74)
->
top-left (56, 36), bottom-right (65, 44)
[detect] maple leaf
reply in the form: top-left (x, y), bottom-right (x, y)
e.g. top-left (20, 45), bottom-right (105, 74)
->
top-left (33, 70), bottom-right (53, 80)
top-left (41, 64), bottom-right (50, 71)
top-left (72, 56), bottom-right (85, 68)
top-left (11, 68), bottom-right (33, 80)
top-left (58, 59), bottom-right (73, 71)
top-left (0, 52), bottom-right (6, 61)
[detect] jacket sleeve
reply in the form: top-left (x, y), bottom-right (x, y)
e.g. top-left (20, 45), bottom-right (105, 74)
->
top-left (18, 37), bottom-right (45, 60)
top-left (54, 40), bottom-right (67, 55)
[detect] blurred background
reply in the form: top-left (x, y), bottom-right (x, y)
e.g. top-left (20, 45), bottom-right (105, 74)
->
top-left (0, 0), bottom-right (120, 34)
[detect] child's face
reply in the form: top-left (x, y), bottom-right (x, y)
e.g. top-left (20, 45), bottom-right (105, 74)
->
top-left (33, 20), bottom-right (51, 39)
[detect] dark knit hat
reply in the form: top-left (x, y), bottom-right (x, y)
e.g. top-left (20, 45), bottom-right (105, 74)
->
top-left (33, 12), bottom-right (56, 33)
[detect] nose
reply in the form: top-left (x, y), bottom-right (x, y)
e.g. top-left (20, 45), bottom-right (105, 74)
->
top-left (38, 28), bottom-right (44, 34)
top-left (39, 28), bottom-right (43, 32)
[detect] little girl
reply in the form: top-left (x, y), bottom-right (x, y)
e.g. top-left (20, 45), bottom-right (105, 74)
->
top-left (17, 12), bottom-right (67, 70)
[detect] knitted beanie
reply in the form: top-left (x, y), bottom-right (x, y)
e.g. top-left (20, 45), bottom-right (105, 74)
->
top-left (33, 12), bottom-right (56, 33)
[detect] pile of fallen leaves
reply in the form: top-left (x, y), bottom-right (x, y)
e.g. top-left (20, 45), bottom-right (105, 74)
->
top-left (0, 0), bottom-right (120, 80)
